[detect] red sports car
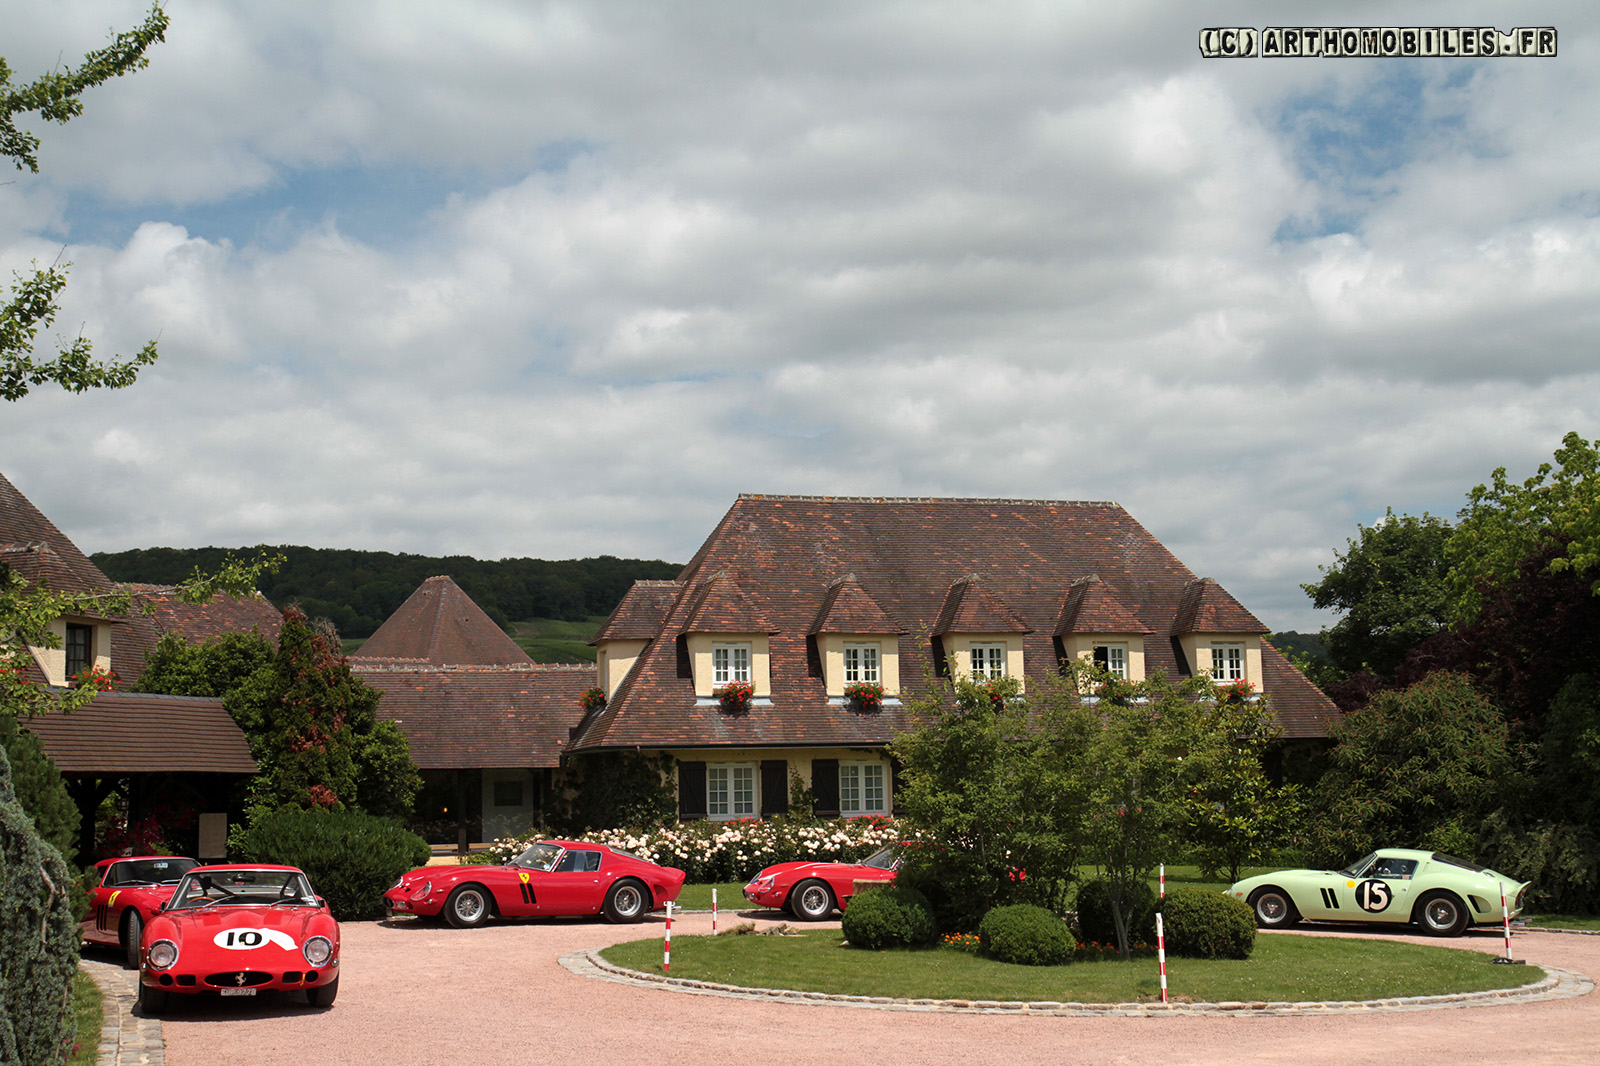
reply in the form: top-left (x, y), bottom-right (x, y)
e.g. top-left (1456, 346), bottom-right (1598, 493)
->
top-left (81, 855), bottom-right (200, 968)
top-left (138, 864), bottom-right (341, 1014)
top-left (743, 845), bottom-right (902, 919)
top-left (384, 840), bottom-right (686, 927)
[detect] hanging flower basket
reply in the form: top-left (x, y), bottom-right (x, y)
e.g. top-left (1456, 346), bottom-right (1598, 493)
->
top-left (578, 686), bottom-right (607, 713)
top-left (1215, 678), bottom-right (1255, 702)
top-left (1095, 677), bottom-right (1137, 704)
top-left (69, 664), bottom-right (119, 692)
top-left (844, 681), bottom-right (885, 713)
top-left (716, 680), bottom-right (754, 714)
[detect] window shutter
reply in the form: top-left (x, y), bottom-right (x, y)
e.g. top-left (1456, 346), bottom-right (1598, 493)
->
top-left (678, 761), bottom-right (707, 820)
top-left (760, 759), bottom-right (788, 817)
top-left (811, 758), bottom-right (839, 818)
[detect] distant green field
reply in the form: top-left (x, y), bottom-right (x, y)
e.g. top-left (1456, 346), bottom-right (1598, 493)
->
top-left (511, 616), bottom-right (608, 664)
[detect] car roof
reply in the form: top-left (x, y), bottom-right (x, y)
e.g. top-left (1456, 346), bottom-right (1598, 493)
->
top-left (1375, 848), bottom-right (1437, 860)
top-left (184, 863), bottom-right (305, 874)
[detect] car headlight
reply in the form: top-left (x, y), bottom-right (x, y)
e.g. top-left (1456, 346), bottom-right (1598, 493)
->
top-left (303, 936), bottom-right (333, 967)
top-left (409, 880), bottom-right (432, 900)
top-left (390, 875), bottom-right (404, 890)
top-left (147, 939), bottom-right (179, 970)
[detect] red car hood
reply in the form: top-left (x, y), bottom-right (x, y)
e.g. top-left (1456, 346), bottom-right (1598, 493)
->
top-left (151, 906), bottom-right (337, 961)
top-left (754, 860), bottom-right (872, 880)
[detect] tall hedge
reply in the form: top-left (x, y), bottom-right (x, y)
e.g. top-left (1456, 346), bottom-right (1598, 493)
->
top-left (233, 806), bottom-right (429, 921)
top-left (1, 744), bottom-right (78, 1066)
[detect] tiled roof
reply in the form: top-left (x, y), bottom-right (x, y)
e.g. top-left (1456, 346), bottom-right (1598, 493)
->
top-left (354, 663), bottom-right (591, 769)
top-left (590, 580), bottom-right (681, 643)
top-left (0, 472), bottom-right (118, 597)
top-left (23, 692), bottom-right (258, 774)
top-left (352, 575), bottom-right (532, 666)
top-left (1173, 578), bottom-right (1270, 635)
top-left (681, 571), bottom-right (778, 634)
top-left (808, 575), bottom-right (905, 635)
top-left (122, 584), bottom-right (283, 645)
top-left (932, 577), bottom-right (1031, 635)
top-left (574, 494), bottom-right (1334, 749)
top-left (1055, 574), bottom-right (1153, 635)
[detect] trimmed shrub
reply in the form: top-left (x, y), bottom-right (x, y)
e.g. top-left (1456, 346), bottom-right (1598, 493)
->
top-left (840, 884), bottom-right (937, 949)
top-left (1, 744), bottom-right (79, 1066)
top-left (1159, 888), bottom-right (1256, 959)
top-left (978, 904), bottom-right (1075, 966)
top-left (1074, 879), bottom-right (1157, 947)
top-left (234, 806), bottom-right (429, 921)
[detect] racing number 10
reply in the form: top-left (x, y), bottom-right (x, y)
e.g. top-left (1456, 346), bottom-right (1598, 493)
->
top-left (1355, 879), bottom-right (1392, 913)
top-left (223, 930), bottom-right (265, 947)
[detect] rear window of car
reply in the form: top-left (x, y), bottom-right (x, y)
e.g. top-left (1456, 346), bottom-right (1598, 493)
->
top-left (1430, 853), bottom-right (1487, 873)
top-left (107, 858), bottom-right (199, 886)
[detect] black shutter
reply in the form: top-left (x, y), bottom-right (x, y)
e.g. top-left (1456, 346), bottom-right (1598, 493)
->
top-left (678, 761), bottom-right (707, 820)
top-left (760, 760), bottom-right (788, 817)
top-left (811, 758), bottom-right (839, 818)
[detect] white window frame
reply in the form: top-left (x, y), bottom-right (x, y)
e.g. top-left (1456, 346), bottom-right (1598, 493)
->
top-left (839, 761), bottom-right (887, 815)
top-left (1211, 642), bottom-right (1245, 682)
top-left (707, 763), bottom-right (756, 820)
top-left (970, 642), bottom-right (1006, 679)
top-left (712, 642), bottom-right (752, 686)
top-left (843, 642), bottom-right (881, 684)
top-left (1094, 643), bottom-right (1128, 679)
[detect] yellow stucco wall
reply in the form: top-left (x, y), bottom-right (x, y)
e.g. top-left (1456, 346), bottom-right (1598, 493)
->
top-left (595, 639), bottom-right (649, 698)
top-left (943, 632), bottom-right (1026, 691)
top-left (1060, 634), bottom-right (1148, 681)
top-left (1177, 633), bottom-right (1263, 684)
top-left (685, 633), bottom-right (773, 697)
top-left (818, 633), bottom-right (902, 696)
top-left (666, 747), bottom-right (895, 816)
top-left (33, 617), bottom-right (113, 686)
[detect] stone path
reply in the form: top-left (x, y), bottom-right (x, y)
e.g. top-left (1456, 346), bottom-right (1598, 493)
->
top-left (79, 956), bottom-right (163, 1066)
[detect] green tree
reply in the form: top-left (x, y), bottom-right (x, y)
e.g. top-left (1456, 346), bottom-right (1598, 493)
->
top-left (1304, 672), bottom-right (1509, 867)
top-left (2, 6), bottom-right (168, 402)
top-left (1180, 692), bottom-right (1300, 884)
top-left (0, 714), bottom-right (78, 863)
top-left (1302, 510), bottom-right (1454, 678)
top-left (1447, 431), bottom-right (1600, 617)
top-left (223, 607), bottom-right (421, 818)
top-left (133, 631), bottom-right (276, 698)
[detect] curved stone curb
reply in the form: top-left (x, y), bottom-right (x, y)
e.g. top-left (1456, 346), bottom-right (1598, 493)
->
top-left (565, 950), bottom-right (1592, 1017)
top-left (79, 957), bottom-right (165, 1066)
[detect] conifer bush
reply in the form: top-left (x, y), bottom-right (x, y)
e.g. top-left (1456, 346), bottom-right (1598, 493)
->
top-left (840, 884), bottom-right (937, 949)
top-left (977, 903), bottom-right (1075, 966)
top-left (1159, 888), bottom-right (1256, 959)
top-left (1, 745), bottom-right (78, 1066)
top-left (234, 806), bottom-right (429, 921)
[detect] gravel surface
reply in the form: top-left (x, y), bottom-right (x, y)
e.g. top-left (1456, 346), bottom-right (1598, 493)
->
top-left (143, 911), bottom-right (1598, 1066)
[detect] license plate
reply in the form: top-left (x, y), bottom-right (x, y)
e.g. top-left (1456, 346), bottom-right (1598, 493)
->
top-left (220, 988), bottom-right (257, 997)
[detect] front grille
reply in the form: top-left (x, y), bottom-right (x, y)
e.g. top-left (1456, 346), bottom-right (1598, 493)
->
top-left (204, 971), bottom-right (272, 988)
top-left (281, 972), bottom-right (304, 983)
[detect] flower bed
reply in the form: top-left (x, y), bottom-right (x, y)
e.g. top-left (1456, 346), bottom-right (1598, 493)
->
top-left (486, 815), bottom-right (902, 884)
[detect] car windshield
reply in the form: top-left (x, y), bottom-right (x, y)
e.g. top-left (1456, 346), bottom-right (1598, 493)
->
top-left (859, 846), bottom-right (902, 871)
top-left (509, 843), bottom-right (564, 871)
top-left (1339, 852), bottom-right (1379, 878)
top-left (169, 868), bottom-right (317, 909)
top-left (107, 858), bottom-right (199, 886)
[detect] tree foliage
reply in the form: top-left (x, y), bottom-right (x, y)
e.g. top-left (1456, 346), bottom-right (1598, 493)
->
top-left (0, 714), bottom-right (78, 864)
top-left (1181, 692), bottom-right (1300, 884)
top-left (1304, 671), bottom-right (1508, 867)
top-left (1, 5), bottom-right (168, 402)
top-left (1302, 510), bottom-right (1454, 678)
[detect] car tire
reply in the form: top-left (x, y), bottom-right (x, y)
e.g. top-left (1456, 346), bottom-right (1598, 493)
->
top-left (306, 976), bottom-right (339, 1008)
top-left (1249, 887), bottom-right (1301, 929)
top-left (1415, 891), bottom-right (1469, 936)
top-left (443, 884), bottom-right (493, 928)
top-left (790, 879), bottom-right (835, 921)
top-left (602, 879), bottom-right (649, 923)
top-left (122, 910), bottom-right (143, 970)
top-left (138, 981), bottom-right (167, 1016)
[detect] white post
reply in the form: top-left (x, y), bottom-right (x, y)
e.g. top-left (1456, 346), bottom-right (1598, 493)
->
top-left (1155, 911), bottom-right (1169, 1004)
top-left (712, 887), bottom-right (718, 936)
top-left (664, 900), bottom-right (673, 973)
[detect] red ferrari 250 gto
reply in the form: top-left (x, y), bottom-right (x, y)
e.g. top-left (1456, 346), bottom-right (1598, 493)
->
top-left (384, 840), bottom-right (686, 927)
top-left (81, 855), bottom-right (200, 968)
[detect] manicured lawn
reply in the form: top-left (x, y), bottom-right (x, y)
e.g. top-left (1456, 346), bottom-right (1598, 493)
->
top-left (601, 929), bottom-right (1539, 1003)
top-left (69, 969), bottom-right (103, 1066)
top-left (1524, 913), bottom-right (1600, 930)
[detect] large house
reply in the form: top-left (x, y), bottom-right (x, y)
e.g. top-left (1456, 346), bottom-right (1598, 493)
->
top-left (1, 471), bottom-right (272, 857)
top-left (570, 494), bottom-right (1337, 822)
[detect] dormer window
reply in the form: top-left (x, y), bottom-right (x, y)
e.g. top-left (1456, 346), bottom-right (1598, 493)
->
top-left (971, 642), bottom-right (1007, 679)
top-left (1211, 642), bottom-right (1245, 682)
top-left (66, 623), bottom-right (94, 676)
top-left (712, 643), bottom-right (752, 685)
top-left (843, 643), bottom-right (880, 684)
top-left (1094, 642), bottom-right (1128, 679)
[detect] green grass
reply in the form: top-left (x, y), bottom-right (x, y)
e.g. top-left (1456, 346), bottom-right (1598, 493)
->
top-left (68, 969), bottom-right (102, 1066)
top-left (676, 882), bottom-right (747, 910)
top-left (601, 929), bottom-right (1538, 1003)
top-left (510, 617), bottom-right (607, 664)
top-left (1523, 913), bottom-right (1600, 930)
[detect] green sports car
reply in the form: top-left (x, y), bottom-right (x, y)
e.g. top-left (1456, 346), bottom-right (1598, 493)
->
top-left (1228, 849), bottom-right (1530, 937)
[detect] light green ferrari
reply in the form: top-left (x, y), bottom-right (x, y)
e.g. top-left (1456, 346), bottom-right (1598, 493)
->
top-left (1228, 849), bottom-right (1531, 937)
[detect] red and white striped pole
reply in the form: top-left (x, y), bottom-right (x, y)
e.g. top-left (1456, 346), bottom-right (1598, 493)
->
top-left (1155, 911), bottom-right (1169, 1004)
top-left (663, 900), bottom-right (673, 973)
top-left (1501, 887), bottom-right (1512, 960)
top-left (1160, 864), bottom-right (1165, 899)
top-left (712, 888), bottom-right (718, 936)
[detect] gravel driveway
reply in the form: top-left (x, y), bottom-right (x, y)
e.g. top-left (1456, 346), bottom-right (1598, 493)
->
top-left (145, 910), bottom-right (1598, 1066)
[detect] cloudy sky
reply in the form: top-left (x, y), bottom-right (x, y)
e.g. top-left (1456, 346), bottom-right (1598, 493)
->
top-left (4, 1), bottom-right (1596, 632)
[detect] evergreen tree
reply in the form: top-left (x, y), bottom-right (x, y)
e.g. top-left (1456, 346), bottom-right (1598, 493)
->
top-left (0, 714), bottom-right (77, 863)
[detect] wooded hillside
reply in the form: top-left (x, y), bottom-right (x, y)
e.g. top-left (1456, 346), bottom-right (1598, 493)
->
top-left (92, 546), bottom-right (682, 637)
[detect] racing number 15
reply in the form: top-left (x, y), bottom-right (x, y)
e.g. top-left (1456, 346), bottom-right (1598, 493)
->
top-left (1355, 879), bottom-right (1392, 913)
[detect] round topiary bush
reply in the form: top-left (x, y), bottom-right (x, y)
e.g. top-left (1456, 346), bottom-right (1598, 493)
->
top-left (840, 884), bottom-right (938, 949)
top-left (234, 806), bottom-right (430, 921)
top-left (1073, 879), bottom-right (1158, 948)
top-left (978, 903), bottom-right (1075, 965)
top-left (1159, 888), bottom-right (1256, 959)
